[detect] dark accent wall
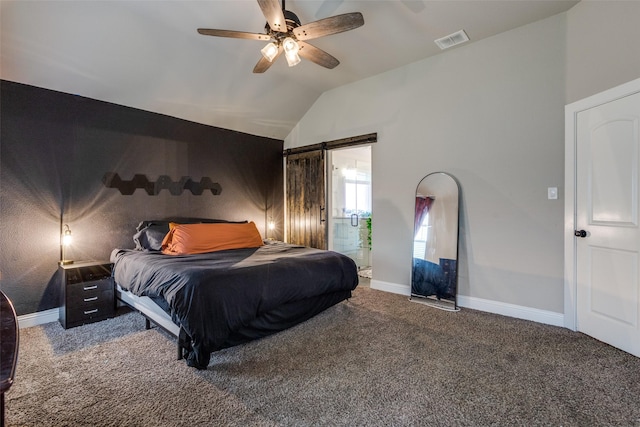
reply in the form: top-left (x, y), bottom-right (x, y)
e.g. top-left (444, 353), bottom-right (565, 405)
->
top-left (0, 80), bottom-right (284, 315)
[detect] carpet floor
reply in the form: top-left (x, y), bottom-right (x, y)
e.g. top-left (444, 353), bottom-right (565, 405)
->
top-left (5, 286), bottom-right (640, 426)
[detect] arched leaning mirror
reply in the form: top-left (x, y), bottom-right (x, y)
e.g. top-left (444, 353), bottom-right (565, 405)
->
top-left (410, 172), bottom-right (460, 311)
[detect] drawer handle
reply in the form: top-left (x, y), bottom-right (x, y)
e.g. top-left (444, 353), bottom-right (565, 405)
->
top-left (83, 296), bottom-right (98, 302)
top-left (83, 285), bottom-right (98, 291)
top-left (84, 309), bottom-right (98, 315)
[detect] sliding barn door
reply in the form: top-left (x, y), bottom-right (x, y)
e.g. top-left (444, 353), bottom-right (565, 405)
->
top-left (286, 150), bottom-right (327, 249)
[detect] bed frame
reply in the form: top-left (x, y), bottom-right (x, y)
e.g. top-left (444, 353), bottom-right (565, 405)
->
top-left (117, 283), bottom-right (354, 367)
top-left (116, 285), bottom-right (190, 360)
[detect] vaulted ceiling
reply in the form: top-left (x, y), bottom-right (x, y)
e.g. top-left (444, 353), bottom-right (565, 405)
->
top-left (0, 0), bottom-right (578, 140)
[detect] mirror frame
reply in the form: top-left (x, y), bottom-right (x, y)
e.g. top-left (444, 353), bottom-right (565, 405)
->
top-left (409, 172), bottom-right (460, 311)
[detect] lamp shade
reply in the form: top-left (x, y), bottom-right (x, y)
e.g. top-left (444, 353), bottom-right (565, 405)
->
top-left (260, 42), bottom-right (278, 62)
top-left (282, 37), bottom-right (301, 67)
top-left (60, 224), bottom-right (74, 265)
top-left (62, 224), bottom-right (72, 246)
top-left (285, 52), bottom-right (301, 67)
top-left (282, 37), bottom-right (299, 54)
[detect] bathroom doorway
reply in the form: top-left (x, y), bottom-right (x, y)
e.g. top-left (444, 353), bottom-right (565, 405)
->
top-left (328, 145), bottom-right (372, 277)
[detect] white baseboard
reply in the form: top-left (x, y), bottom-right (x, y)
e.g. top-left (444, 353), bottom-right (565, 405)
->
top-left (370, 279), bottom-right (410, 296)
top-left (457, 295), bottom-right (564, 327)
top-left (369, 280), bottom-right (564, 327)
top-left (17, 308), bottom-right (59, 329)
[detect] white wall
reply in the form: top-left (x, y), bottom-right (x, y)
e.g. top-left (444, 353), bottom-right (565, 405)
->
top-left (285, 2), bottom-right (640, 316)
top-left (566, 1), bottom-right (640, 104)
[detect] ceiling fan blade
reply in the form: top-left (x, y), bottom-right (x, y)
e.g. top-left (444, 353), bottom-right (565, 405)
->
top-left (253, 45), bottom-right (283, 73)
top-left (293, 12), bottom-right (364, 41)
top-left (298, 41), bottom-right (339, 69)
top-left (257, 0), bottom-right (287, 33)
top-left (198, 28), bottom-right (272, 41)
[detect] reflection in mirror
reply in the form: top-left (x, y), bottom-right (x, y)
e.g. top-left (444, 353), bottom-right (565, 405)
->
top-left (410, 172), bottom-right (460, 311)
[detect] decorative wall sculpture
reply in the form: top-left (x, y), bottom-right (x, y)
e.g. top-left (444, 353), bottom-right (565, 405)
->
top-left (102, 172), bottom-right (222, 196)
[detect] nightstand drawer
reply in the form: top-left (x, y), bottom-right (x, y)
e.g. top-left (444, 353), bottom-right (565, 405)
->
top-left (66, 298), bottom-right (114, 324)
top-left (67, 278), bottom-right (113, 300)
top-left (67, 283), bottom-right (113, 306)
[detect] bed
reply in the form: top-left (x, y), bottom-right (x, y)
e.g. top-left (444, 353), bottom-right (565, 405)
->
top-left (111, 219), bottom-right (358, 369)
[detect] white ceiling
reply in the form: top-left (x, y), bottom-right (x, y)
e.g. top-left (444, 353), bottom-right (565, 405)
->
top-left (0, 0), bottom-right (578, 140)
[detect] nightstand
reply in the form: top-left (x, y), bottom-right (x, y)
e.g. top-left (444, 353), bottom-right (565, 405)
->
top-left (59, 261), bottom-right (115, 329)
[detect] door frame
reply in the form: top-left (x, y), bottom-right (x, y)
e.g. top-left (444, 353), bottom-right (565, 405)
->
top-left (564, 77), bottom-right (640, 331)
top-left (284, 133), bottom-right (377, 249)
top-left (326, 145), bottom-right (373, 264)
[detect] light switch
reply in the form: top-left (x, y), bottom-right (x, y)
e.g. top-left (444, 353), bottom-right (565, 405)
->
top-left (548, 187), bottom-right (558, 200)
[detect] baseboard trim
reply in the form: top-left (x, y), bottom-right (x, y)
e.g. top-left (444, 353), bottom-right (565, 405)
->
top-left (368, 280), bottom-right (564, 327)
top-left (17, 308), bottom-right (59, 329)
top-left (370, 280), bottom-right (410, 296)
top-left (457, 295), bottom-right (564, 327)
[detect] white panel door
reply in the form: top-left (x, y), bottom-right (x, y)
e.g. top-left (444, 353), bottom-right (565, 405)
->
top-left (576, 91), bottom-right (640, 356)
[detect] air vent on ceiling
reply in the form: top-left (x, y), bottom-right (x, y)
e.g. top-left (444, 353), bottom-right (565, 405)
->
top-left (434, 30), bottom-right (469, 50)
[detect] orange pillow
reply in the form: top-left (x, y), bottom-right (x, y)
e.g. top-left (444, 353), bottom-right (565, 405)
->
top-left (161, 222), bottom-right (263, 255)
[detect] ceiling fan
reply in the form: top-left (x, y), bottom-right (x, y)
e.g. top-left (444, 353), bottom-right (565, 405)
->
top-left (197, 0), bottom-right (364, 73)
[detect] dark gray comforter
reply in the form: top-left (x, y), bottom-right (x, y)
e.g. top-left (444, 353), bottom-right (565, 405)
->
top-left (111, 241), bottom-right (358, 368)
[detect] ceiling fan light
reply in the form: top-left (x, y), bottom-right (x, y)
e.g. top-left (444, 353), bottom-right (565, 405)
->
top-left (260, 42), bottom-right (279, 62)
top-left (282, 37), bottom-right (299, 55)
top-left (285, 51), bottom-right (301, 67)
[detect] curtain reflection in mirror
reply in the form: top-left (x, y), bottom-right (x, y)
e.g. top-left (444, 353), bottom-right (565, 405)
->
top-left (413, 196), bottom-right (434, 259)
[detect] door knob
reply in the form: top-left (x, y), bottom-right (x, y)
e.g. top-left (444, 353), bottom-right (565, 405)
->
top-left (574, 230), bottom-right (587, 238)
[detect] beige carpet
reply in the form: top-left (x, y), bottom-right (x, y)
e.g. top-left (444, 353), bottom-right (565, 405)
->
top-left (5, 286), bottom-right (640, 426)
